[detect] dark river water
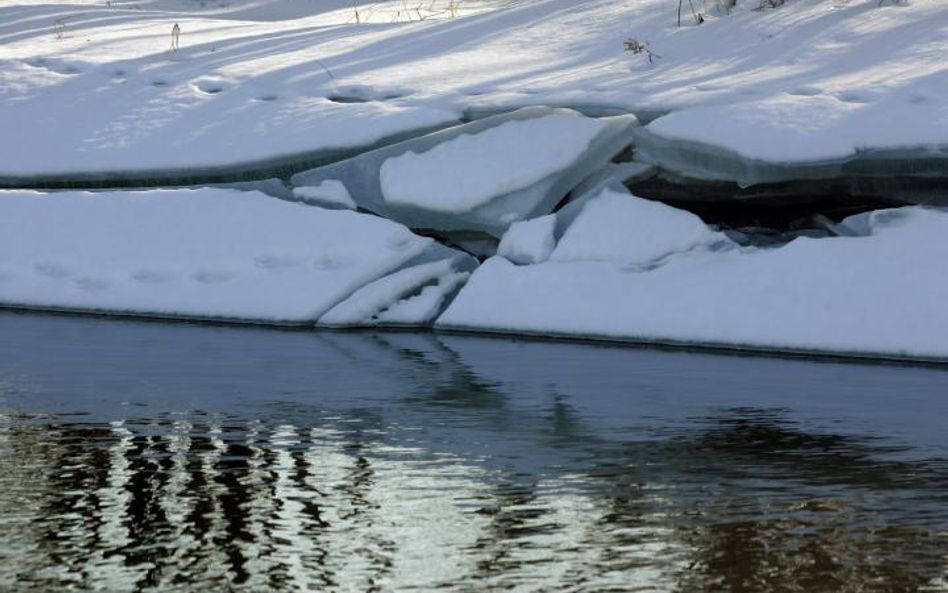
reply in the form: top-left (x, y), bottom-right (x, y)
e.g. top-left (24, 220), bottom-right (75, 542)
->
top-left (1, 311), bottom-right (947, 593)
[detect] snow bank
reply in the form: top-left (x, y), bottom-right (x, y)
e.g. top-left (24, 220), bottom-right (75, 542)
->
top-left (0, 188), bottom-right (470, 324)
top-left (438, 201), bottom-right (948, 361)
top-left (292, 107), bottom-right (638, 236)
top-left (3, 0), bottom-right (948, 186)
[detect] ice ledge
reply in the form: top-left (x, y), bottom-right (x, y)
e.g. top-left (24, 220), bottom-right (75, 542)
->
top-left (633, 126), bottom-right (948, 188)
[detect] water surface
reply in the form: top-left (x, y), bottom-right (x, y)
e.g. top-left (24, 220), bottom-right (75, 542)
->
top-left (1, 312), bottom-right (947, 592)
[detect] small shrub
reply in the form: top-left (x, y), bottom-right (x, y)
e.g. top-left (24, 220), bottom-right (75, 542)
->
top-left (624, 38), bottom-right (661, 64)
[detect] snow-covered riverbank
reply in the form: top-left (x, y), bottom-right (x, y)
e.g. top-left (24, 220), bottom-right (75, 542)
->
top-left (2, 0), bottom-right (947, 360)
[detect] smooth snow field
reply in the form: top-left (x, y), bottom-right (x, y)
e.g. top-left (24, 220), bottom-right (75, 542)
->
top-left (2, 0), bottom-right (948, 362)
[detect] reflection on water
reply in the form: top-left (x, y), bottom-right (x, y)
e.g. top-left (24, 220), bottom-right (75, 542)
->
top-left (1, 312), bottom-right (947, 592)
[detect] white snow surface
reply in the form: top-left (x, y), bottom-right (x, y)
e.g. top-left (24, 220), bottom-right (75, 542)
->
top-left (497, 214), bottom-right (557, 265)
top-left (0, 188), bottom-right (438, 323)
top-left (319, 259), bottom-right (464, 327)
top-left (438, 206), bottom-right (948, 360)
top-left (4, 0), bottom-right (947, 178)
top-left (646, 92), bottom-right (948, 163)
top-left (293, 180), bottom-right (356, 210)
top-left (550, 188), bottom-right (729, 264)
top-left (379, 114), bottom-right (605, 213)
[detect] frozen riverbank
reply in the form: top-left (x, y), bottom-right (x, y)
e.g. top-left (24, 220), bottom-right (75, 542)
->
top-left (2, 0), bottom-right (947, 361)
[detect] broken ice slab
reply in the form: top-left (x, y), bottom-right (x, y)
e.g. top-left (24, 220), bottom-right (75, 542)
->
top-left (293, 179), bottom-right (357, 210)
top-left (634, 93), bottom-right (948, 188)
top-left (437, 203), bottom-right (948, 361)
top-left (291, 106), bottom-right (639, 237)
top-left (569, 161), bottom-right (657, 199)
top-left (550, 184), bottom-right (731, 265)
top-left (0, 188), bottom-right (464, 325)
top-left (318, 244), bottom-right (477, 328)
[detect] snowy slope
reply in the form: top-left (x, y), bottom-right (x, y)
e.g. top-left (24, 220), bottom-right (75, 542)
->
top-left (2, 0), bottom-right (947, 180)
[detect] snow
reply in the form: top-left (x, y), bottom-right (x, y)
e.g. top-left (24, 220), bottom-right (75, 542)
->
top-left (438, 205), bottom-right (948, 361)
top-left (292, 107), bottom-right (638, 236)
top-left (6, 0), bottom-right (944, 183)
top-left (379, 114), bottom-right (605, 213)
top-left (0, 188), bottom-right (456, 324)
top-left (318, 251), bottom-right (476, 327)
top-left (496, 214), bottom-right (557, 265)
top-left (293, 180), bottom-right (356, 210)
top-left (3, 0), bottom-right (948, 360)
top-left (550, 186), bottom-right (729, 264)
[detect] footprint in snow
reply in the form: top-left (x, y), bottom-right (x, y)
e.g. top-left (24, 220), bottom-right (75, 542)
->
top-left (254, 255), bottom-right (300, 269)
top-left (131, 269), bottom-right (172, 283)
top-left (385, 234), bottom-right (415, 252)
top-left (73, 276), bottom-right (111, 291)
top-left (836, 90), bottom-right (878, 104)
top-left (192, 78), bottom-right (228, 95)
top-left (787, 86), bottom-right (821, 97)
top-left (313, 255), bottom-right (353, 271)
top-left (33, 261), bottom-right (71, 278)
top-left (192, 269), bottom-right (235, 283)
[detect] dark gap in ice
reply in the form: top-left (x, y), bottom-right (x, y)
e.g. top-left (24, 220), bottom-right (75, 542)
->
top-left (413, 230), bottom-right (498, 261)
top-left (625, 175), bottom-right (914, 247)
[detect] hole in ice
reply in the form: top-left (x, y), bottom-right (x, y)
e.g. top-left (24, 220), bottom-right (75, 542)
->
top-left (625, 177), bottom-right (906, 248)
top-left (192, 269), bottom-right (235, 283)
top-left (131, 269), bottom-right (172, 283)
top-left (32, 261), bottom-right (71, 278)
top-left (73, 277), bottom-right (111, 291)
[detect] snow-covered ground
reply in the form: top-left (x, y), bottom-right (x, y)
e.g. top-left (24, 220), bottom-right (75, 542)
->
top-left (2, 0), bottom-right (946, 181)
top-left (3, 0), bottom-right (948, 360)
top-left (0, 188), bottom-right (475, 323)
